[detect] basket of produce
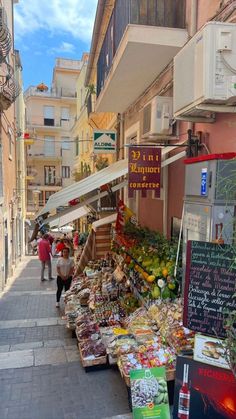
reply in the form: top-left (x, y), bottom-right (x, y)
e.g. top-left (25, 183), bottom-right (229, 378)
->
top-left (78, 340), bottom-right (107, 367)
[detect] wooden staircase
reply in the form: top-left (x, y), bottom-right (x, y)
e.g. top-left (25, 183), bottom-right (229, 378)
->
top-left (95, 224), bottom-right (112, 258)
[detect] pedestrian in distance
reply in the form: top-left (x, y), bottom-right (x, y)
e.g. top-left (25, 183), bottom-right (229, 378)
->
top-left (56, 247), bottom-right (74, 307)
top-left (38, 233), bottom-right (54, 281)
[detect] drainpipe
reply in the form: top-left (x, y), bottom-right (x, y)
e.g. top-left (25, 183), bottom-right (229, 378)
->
top-left (190, 0), bottom-right (198, 37)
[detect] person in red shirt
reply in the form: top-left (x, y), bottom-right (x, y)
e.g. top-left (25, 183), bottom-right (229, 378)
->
top-left (38, 234), bottom-right (54, 281)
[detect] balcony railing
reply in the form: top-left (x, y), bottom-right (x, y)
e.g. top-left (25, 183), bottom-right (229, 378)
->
top-left (26, 118), bottom-right (74, 130)
top-left (97, 0), bottom-right (186, 97)
top-left (24, 86), bottom-right (77, 99)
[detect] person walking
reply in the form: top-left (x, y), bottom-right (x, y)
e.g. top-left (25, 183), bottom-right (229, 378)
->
top-left (56, 247), bottom-right (74, 307)
top-left (38, 233), bottom-right (54, 281)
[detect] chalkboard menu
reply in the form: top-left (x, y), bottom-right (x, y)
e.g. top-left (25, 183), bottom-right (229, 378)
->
top-left (183, 241), bottom-right (236, 338)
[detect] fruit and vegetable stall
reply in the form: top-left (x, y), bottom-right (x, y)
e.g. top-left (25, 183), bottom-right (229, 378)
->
top-left (61, 219), bottom-right (196, 408)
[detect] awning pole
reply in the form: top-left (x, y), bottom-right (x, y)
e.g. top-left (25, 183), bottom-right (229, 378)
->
top-left (174, 203), bottom-right (184, 279)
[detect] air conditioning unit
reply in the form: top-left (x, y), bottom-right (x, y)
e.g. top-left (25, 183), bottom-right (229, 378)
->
top-left (174, 22), bottom-right (236, 121)
top-left (141, 96), bottom-right (173, 139)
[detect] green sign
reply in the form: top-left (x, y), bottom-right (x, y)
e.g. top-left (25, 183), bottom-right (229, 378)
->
top-left (93, 130), bottom-right (116, 154)
top-left (130, 367), bottom-right (170, 419)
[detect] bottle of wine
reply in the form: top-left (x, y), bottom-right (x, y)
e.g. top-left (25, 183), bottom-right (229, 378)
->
top-left (178, 364), bottom-right (190, 418)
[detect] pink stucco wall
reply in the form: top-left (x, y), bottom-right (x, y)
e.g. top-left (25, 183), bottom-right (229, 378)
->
top-left (139, 197), bottom-right (163, 232)
top-left (195, 114), bottom-right (236, 153)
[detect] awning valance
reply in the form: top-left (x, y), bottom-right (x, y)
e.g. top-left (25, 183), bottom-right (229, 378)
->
top-left (49, 205), bottom-right (90, 228)
top-left (37, 159), bottom-right (129, 217)
top-left (40, 180), bottom-right (127, 227)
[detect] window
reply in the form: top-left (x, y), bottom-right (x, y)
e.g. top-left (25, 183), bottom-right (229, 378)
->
top-left (45, 191), bottom-right (54, 202)
top-left (44, 136), bottom-right (55, 156)
top-left (62, 166), bottom-right (70, 178)
top-left (75, 137), bottom-right (79, 156)
top-left (39, 191), bottom-right (44, 206)
top-left (8, 128), bottom-right (14, 159)
top-left (61, 137), bottom-right (70, 150)
top-left (44, 166), bottom-right (56, 185)
top-left (61, 107), bottom-right (70, 122)
top-left (44, 106), bottom-right (54, 126)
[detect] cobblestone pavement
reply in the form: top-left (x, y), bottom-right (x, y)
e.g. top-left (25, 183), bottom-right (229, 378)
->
top-left (0, 257), bottom-right (130, 419)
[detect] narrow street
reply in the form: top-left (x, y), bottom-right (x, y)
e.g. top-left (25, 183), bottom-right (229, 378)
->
top-left (0, 256), bottom-right (130, 419)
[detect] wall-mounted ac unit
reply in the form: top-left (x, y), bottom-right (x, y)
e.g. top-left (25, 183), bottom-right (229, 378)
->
top-left (174, 22), bottom-right (236, 121)
top-left (141, 96), bottom-right (173, 139)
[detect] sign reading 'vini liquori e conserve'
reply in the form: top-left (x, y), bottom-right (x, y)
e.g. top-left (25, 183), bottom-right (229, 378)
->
top-left (183, 241), bottom-right (236, 338)
top-left (128, 146), bottom-right (161, 198)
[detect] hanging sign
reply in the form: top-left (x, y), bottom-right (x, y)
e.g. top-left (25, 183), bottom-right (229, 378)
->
top-left (128, 146), bottom-right (161, 198)
top-left (93, 130), bottom-right (116, 153)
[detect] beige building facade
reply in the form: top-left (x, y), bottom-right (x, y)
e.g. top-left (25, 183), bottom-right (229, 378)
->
top-left (25, 58), bottom-right (82, 219)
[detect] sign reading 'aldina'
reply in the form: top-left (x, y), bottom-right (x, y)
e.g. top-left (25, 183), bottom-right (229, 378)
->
top-left (128, 146), bottom-right (161, 198)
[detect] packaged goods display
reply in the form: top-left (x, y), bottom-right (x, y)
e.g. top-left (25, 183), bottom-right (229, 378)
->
top-left (63, 252), bottom-right (193, 376)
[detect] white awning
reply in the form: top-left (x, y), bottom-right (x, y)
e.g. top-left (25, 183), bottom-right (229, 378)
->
top-left (37, 144), bottom-right (187, 219)
top-left (37, 159), bottom-right (129, 217)
top-left (41, 180), bottom-right (127, 227)
top-left (92, 213), bottom-right (117, 231)
top-left (49, 205), bottom-right (90, 228)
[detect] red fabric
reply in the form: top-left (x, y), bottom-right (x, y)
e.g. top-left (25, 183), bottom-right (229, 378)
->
top-left (38, 239), bottom-right (51, 261)
top-left (73, 233), bottom-right (79, 248)
top-left (56, 242), bottom-right (66, 253)
top-left (47, 234), bottom-right (54, 245)
top-left (184, 153), bottom-right (236, 164)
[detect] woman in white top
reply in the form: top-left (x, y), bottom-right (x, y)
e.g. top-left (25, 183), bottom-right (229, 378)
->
top-left (56, 247), bottom-right (74, 307)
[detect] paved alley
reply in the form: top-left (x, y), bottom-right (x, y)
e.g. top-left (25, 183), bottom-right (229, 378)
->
top-left (0, 257), bottom-right (130, 419)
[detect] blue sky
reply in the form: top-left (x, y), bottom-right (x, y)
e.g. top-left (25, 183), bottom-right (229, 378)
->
top-left (14, 0), bottom-right (97, 90)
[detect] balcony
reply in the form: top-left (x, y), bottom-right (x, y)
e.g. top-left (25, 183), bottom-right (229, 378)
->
top-left (24, 86), bottom-right (77, 100)
top-left (27, 152), bottom-right (62, 162)
top-left (26, 118), bottom-right (74, 131)
top-left (27, 181), bottom-right (62, 191)
top-left (96, 0), bottom-right (187, 113)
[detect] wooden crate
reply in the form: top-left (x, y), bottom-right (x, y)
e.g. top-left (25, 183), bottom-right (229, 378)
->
top-left (78, 344), bottom-right (107, 368)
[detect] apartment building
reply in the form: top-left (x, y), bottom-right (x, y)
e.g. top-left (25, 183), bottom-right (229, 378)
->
top-left (86, 0), bottom-right (236, 237)
top-left (0, 0), bottom-right (22, 289)
top-left (24, 58), bottom-right (82, 219)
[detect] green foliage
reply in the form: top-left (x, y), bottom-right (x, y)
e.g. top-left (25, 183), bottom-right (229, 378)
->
top-left (95, 157), bottom-right (109, 171)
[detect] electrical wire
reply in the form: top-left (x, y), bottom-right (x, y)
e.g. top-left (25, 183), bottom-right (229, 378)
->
top-left (220, 50), bottom-right (236, 74)
top-left (200, 142), bottom-right (211, 154)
